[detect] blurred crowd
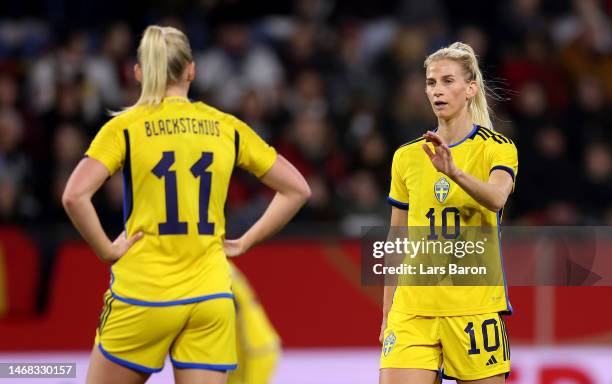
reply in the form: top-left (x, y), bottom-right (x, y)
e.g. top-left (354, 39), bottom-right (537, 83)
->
top-left (0, 0), bottom-right (611, 239)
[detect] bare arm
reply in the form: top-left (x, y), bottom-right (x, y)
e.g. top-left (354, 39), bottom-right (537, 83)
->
top-left (62, 157), bottom-right (143, 263)
top-left (451, 169), bottom-right (513, 212)
top-left (224, 155), bottom-right (311, 256)
top-left (380, 206), bottom-right (407, 343)
top-left (422, 131), bottom-right (513, 212)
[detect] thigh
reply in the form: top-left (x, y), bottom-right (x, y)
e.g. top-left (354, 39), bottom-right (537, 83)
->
top-left (86, 346), bottom-right (150, 384)
top-left (95, 290), bottom-right (187, 374)
top-left (173, 366), bottom-right (227, 384)
top-left (379, 368), bottom-right (440, 384)
top-left (170, 297), bottom-right (237, 371)
top-left (457, 373), bottom-right (506, 384)
top-left (440, 313), bottom-right (510, 382)
top-left (379, 311), bottom-right (442, 372)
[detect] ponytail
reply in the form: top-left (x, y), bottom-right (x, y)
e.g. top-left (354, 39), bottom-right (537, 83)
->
top-left (424, 42), bottom-right (492, 128)
top-left (137, 26), bottom-right (168, 107)
top-left (112, 25), bottom-right (192, 115)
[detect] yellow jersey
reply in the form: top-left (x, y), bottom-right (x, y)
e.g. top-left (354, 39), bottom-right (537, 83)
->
top-left (388, 125), bottom-right (518, 316)
top-left (229, 262), bottom-right (280, 352)
top-left (86, 96), bottom-right (277, 305)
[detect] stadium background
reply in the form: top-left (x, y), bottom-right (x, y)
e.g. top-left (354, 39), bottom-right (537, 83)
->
top-left (0, 0), bottom-right (611, 382)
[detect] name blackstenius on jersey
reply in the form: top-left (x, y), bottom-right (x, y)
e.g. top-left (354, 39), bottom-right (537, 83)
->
top-left (144, 117), bottom-right (221, 137)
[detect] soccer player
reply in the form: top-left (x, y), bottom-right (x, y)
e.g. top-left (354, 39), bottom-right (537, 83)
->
top-left (227, 262), bottom-right (280, 384)
top-left (62, 26), bottom-right (310, 384)
top-left (379, 42), bottom-right (517, 384)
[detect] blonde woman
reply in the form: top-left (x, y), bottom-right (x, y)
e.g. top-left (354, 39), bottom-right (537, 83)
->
top-left (380, 42), bottom-right (517, 383)
top-left (62, 26), bottom-right (310, 384)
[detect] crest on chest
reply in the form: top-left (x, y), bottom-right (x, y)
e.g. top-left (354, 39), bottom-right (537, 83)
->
top-left (434, 177), bottom-right (450, 203)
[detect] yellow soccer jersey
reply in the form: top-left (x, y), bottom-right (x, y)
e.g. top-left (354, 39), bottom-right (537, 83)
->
top-left (388, 125), bottom-right (518, 316)
top-left (229, 263), bottom-right (280, 353)
top-left (86, 96), bottom-right (277, 305)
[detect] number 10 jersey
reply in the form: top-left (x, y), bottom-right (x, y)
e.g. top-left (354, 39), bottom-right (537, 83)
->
top-left (387, 125), bottom-right (518, 316)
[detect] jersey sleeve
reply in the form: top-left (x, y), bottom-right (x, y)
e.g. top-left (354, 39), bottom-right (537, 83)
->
top-left (388, 149), bottom-right (409, 209)
top-left (85, 117), bottom-right (126, 176)
top-left (486, 140), bottom-right (518, 190)
top-left (233, 117), bottom-right (277, 177)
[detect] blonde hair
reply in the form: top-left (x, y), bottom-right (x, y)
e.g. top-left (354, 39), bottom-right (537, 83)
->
top-left (113, 25), bottom-right (192, 115)
top-left (424, 42), bottom-right (492, 128)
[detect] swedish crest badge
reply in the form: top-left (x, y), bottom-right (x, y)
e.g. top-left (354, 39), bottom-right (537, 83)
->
top-left (434, 177), bottom-right (450, 203)
top-left (383, 331), bottom-right (396, 357)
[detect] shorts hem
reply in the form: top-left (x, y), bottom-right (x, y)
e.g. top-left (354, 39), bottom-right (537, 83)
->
top-left (170, 356), bottom-right (237, 371)
top-left (98, 343), bottom-right (163, 374)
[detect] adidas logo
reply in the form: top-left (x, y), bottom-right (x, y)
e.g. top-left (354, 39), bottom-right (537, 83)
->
top-left (485, 355), bottom-right (498, 366)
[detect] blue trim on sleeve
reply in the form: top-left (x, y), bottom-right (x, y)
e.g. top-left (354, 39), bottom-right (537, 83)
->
top-left (98, 343), bottom-right (163, 373)
top-left (448, 124), bottom-right (478, 148)
top-left (234, 130), bottom-right (240, 166)
top-left (490, 165), bottom-right (515, 181)
top-left (170, 356), bottom-right (237, 371)
top-left (497, 210), bottom-right (513, 314)
top-left (122, 129), bottom-right (133, 225)
top-left (110, 291), bottom-right (235, 307)
top-left (387, 197), bottom-right (409, 210)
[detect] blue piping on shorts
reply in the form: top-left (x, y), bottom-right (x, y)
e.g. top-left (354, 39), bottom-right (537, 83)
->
top-left (170, 355), bottom-right (237, 371)
top-left (98, 343), bottom-right (163, 373)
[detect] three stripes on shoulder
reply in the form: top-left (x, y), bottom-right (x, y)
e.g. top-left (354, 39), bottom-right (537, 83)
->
top-left (472, 126), bottom-right (514, 145)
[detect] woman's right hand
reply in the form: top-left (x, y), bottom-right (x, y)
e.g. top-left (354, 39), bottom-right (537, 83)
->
top-left (379, 317), bottom-right (388, 344)
top-left (224, 237), bottom-right (249, 258)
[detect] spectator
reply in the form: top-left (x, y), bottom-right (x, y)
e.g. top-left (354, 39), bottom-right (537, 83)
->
top-left (502, 31), bottom-right (569, 112)
top-left (0, 109), bottom-right (35, 222)
top-left (581, 142), bottom-right (612, 223)
top-left (28, 31), bottom-right (89, 114)
top-left (193, 20), bottom-right (284, 113)
top-left (86, 22), bottom-right (133, 111)
top-left (278, 111), bottom-right (346, 221)
top-left (558, 0), bottom-right (612, 99)
top-left (383, 71), bottom-right (436, 145)
top-left (340, 170), bottom-right (387, 237)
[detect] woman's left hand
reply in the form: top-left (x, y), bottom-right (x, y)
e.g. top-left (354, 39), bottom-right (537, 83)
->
top-left (224, 237), bottom-right (249, 257)
top-left (422, 131), bottom-right (460, 179)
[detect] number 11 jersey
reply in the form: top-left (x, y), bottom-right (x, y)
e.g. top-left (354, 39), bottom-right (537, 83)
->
top-left (86, 96), bottom-right (277, 305)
